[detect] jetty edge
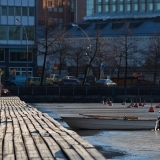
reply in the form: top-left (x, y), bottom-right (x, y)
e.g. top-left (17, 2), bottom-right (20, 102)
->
top-left (0, 96), bottom-right (106, 160)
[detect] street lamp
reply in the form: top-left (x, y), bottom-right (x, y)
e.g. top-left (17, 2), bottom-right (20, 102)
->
top-left (71, 23), bottom-right (91, 53)
top-left (16, 19), bottom-right (28, 86)
top-left (71, 23), bottom-right (92, 78)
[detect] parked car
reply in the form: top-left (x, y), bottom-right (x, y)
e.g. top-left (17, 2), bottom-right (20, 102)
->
top-left (60, 79), bottom-right (81, 86)
top-left (85, 75), bottom-right (96, 85)
top-left (46, 74), bottom-right (62, 84)
top-left (4, 76), bottom-right (27, 86)
top-left (62, 76), bottom-right (76, 79)
top-left (28, 77), bottom-right (57, 86)
top-left (60, 78), bottom-right (90, 86)
top-left (95, 79), bottom-right (117, 87)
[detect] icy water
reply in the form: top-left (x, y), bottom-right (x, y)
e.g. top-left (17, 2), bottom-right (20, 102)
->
top-left (31, 103), bottom-right (160, 160)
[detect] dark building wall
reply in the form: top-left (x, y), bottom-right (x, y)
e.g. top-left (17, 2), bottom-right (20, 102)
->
top-left (74, 0), bottom-right (86, 23)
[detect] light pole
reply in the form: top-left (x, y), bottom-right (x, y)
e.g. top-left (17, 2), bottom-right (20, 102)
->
top-left (71, 23), bottom-right (92, 81)
top-left (16, 19), bottom-right (28, 86)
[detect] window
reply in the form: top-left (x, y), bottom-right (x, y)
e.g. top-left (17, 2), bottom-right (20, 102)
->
top-left (140, 3), bottom-right (145, 12)
top-left (104, 5), bottom-right (109, 12)
top-left (48, 1), bottom-right (52, 7)
top-left (2, 6), bottom-right (7, 15)
top-left (118, 4), bottom-right (123, 12)
top-left (86, 0), bottom-right (94, 16)
top-left (110, 5), bottom-right (116, 12)
top-left (155, 3), bottom-right (160, 10)
top-left (9, 26), bottom-right (20, 40)
top-left (9, 7), bottom-right (14, 16)
top-left (9, 49), bottom-right (32, 62)
top-left (132, 4), bottom-right (138, 11)
top-left (0, 49), bottom-right (4, 61)
top-left (25, 26), bottom-right (35, 40)
top-left (0, 26), bottom-right (7, 40)
top-left (147, 3), bottom-right (153, 11)
top-left (15, 7), bottom-right (21, 16)
top-left (97, 5), bottom-right (102, 12)
top-left (125, 4), bottom-right (131, 11)
top-left (29, 7), bottom-right (34, 16)
top-left (22, 7), bottom-right (28, 16)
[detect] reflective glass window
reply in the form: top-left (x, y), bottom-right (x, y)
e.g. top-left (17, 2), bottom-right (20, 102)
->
top-left (24, 26), bottom-right (35, 41)
top-left (22, 7), bottom-right (28, 16)
top-left (15, 7), bottom-right (21, 16)
top-left (110, 5), bottom-right (116, 12)
top-left (2, 6), bottom-right (7, 15)
top-left (86, 0), bottom-right (94, 15)
top-left (9, 49), bottom-right (32, 62)
top-left (155, 3), bottom-right (160, 10)
top-left (125, 4), bottom-right (131, 11)
top-left (132, 4), bottom-right (138, 11)
top-left (147, 3), bottom-right (153, 11)
top-left (140, 3), bottom-right (145, 12)
top-left (0, 49), bottom-right (4, 61)
top-left (9, 26), bottom-right (20, 40)
top-left (97, 5), bottom-right (102, 12)
top-left (29, 7), bottom-right (34, 16)
top-left (9, 7), bottom-right (14, 16)
top-left (118, 4), bottom-right (123, 12)
top-left (0, 26), bottom-right (7, 40)
top-left (104, 5), bottom-right (109, 12)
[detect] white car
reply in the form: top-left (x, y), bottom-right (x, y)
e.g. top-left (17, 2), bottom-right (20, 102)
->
top-left (95, 79), bottom-right (117, 87)
top-left (62, 76), bottom-right (76, 79)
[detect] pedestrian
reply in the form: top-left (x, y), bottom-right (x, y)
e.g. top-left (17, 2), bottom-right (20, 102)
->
top-left (103, 96), bottom-right (107, 105)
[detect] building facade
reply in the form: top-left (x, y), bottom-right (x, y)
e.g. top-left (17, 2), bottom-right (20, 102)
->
top-left (0, 0), bottom-right (37, 78)
top-left (73, 0), bottom-right (160, 22)
top-left (38, 0), bottom-right (74, 24)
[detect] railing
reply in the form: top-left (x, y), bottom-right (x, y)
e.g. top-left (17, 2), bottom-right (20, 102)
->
top-left (6, 86), bottom-right (159, 97)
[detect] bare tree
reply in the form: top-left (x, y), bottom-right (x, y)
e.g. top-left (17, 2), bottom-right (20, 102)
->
top-left (144, 33), bottom-right (160, 82)
top-left (93, 32), bottom-right (111, 79)
top-left (68, 43), bottom-right (87, 78)
top-left (110, 22), bottom-right (140, 87)
top-left (37, 11), bottom-right (66, 85)
top-left (51, 33), bottom-right (70, 75)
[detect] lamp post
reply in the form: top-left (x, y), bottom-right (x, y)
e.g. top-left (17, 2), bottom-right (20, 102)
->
top-left (71, 23), bottom-right (92, 82)
top-left (16, 19), bottom-right (28, 86)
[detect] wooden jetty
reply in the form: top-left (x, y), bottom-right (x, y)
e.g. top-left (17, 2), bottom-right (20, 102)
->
top-left (0, 97), bottom-right (106, 160)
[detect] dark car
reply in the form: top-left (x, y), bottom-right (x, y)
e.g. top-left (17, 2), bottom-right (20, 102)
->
top-left (95, 79), bottom-right (117, 87)
top-left (60, 79), bottom-right (81, 86)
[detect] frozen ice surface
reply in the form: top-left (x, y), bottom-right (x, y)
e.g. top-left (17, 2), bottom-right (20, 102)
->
top-left (83, 130), bottom-right (160, 160)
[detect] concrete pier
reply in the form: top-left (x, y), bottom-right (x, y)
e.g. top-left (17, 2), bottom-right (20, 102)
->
top-left (0, 97), bottom-right (106, 160)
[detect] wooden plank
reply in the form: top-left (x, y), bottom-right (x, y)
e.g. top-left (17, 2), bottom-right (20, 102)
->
top-left (63, 148), bottom-right (82, 160)
top-left (43, 137), bottom-right (67, 160)
top-left (86, 148), bottom-right (106, 160)
top-left (32, 135), bottom-right (53, 159)
top-left (3, 154), bottom-right (15, 160)
top-left (70, 135), bottom-right (94, 148)
top-left (61, 135), bottom-right (79, 145)
top-left (72, 144), bottom-right (94, 160)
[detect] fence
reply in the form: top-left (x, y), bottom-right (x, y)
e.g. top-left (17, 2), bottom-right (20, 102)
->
top-left (6, 86), bottom-right (159, 97)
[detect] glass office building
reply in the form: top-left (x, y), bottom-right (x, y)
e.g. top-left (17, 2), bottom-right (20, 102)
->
top-left (83, 0), bottom-right (160, 21)
top-left (0, 0), bottom-right (37, 78)
top-left (94, 0), bottom-right (160, 14)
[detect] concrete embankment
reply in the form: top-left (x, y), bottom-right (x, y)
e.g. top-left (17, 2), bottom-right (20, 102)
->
top-left (0, 96), bottom-right (106, 160)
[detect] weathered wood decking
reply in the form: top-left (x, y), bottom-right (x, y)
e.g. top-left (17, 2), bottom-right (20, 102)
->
top-left (0, 97), bottom-right (106, 160)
